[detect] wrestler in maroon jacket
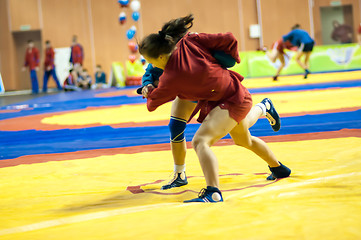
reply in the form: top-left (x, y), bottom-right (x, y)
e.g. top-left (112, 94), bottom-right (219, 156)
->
top-left (44, 45), bottom-right (55, 70)
top-left (147, 32), bottom-right (251, 124)
top-left (24, 44), bottom-right (40, 71)
top-left (43, 40), bottom-right (62, 92)
top-left (70, 35), bottom-right (84, 66)
top-left (70, 44), bottom-right (83, 65)
top-left (139, 14), bottom-right (290, 203)
top-left (272, 39), bottom-right (295, 54)
top-left (23, 40), bottom-right (40, 94)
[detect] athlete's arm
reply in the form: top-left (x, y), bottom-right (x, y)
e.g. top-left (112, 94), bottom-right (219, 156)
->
top-left (137, 64), bottom-right (164, 95)
top-left (191, 32), bottom-right (241, 63)
top-left (146, 76), bottom-right (177, 112)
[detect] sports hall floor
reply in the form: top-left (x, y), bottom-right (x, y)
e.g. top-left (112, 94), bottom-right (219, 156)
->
top-left (0, 70), bottom-right (360, 240)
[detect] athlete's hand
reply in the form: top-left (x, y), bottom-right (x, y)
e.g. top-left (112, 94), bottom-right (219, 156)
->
top-left (142, 84), bottom-right (155, 98)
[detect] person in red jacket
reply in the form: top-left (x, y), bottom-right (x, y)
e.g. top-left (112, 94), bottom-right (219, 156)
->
top-left (43, 40), bottom-right (62, 92)
top-left (265, 39), bottom-right (295, 81)
top-left (22, 40), bottom-right (40, 94)
top-left (139, 14), bottom-right (291, 203)
top-left (69, 35), bottom-right (84, 71)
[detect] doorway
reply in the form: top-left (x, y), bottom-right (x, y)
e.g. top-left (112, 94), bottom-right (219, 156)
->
top-left (320, 5), bottom-right (354, 45)
top-left (12, 30), bottom-right (42, 91)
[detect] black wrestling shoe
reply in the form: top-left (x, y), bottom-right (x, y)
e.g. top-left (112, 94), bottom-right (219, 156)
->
top-left (304, 69), bottom-right (310, 79)
top-left (267, 162), bottom-right (291, 180)
top-left (183, 186), bottom-right (223, 203)
top-left (261, 98), bottom-right (281, 132)
top-left (161, 171), bottom-right (188, 190)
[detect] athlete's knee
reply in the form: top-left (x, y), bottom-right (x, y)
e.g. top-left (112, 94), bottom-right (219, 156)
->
top-left (169, 116), bottom-right (187, 143)
top-left (191, 135), bottom-right (205, 152)
top-left (192, 134), bottom-right (215, 153)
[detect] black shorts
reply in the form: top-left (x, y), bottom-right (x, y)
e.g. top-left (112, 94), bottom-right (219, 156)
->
top-left (303, 41), bottom-right (314, 52)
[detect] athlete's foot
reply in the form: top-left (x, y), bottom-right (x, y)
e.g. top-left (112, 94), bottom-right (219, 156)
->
top-left (161, 171), bottom-right (188, 190)
top-left (273, 76), bottom-right (278, 81)
top-left (304, 69), bottom-right (310, 79)
top-left (184, 186), bottom-right (223, 203)
top-left (267, 162), bottom-right (291, 180)
top-left (261, 98), bottom-right (281, 132)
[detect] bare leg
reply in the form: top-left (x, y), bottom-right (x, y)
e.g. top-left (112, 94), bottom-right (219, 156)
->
top-left (245, 105), bottom-right (263, 129)
top-left (295, 51), bottom-right (307, 70)
top-left (275, 53), bottom-right (285, 76)
top-left (192, 104), bottom-right (280, 188)
top-left (266, 49), bottom-right (278, 63)
top-left (171, 142), bottom-right (187, 165)
top-left (228, 104), bottom-right (280, 167)
top-left (170, 97), bottom-right (197, 165)
top-left (230, 118), bottom-right (280, 168)
top-left (186, 100), bottom-right (288, 203)
top-left (192, 107), bottom-right (238, 188)
top-left (304, 52), bottom-right (311, 70)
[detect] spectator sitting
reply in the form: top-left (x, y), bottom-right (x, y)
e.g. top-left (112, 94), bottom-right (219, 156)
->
top-left (92, 64), bottom-right (107, 89)
top-left (77, 68), bottom-right (92, 89)
top-left (63, 68), bottom-right (81, 91)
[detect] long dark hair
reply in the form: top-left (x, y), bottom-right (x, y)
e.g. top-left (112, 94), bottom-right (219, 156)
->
top-left (139, 14), bottom-right (194, 58)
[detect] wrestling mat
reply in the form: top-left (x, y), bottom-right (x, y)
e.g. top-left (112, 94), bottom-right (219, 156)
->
top-left (0, 71), bottom-right (360, 240)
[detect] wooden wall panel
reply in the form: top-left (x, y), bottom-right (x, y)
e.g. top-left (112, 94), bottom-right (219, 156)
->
top-left (139, 0), bottom-right (260, 51)
top-left (41, 0), bottom-right (92, 77)
top-left (9, 0), bottom-right (40, 31)
top-left (240, 0), bottom-right (260, 51)
top-left (260, 0), bottom-right (311, 48)
top-left (140, 0), bottom-right (241, 41)
top-left (90, 0), bottom-right (245, 80)
top-left (0, 0), bottom-right (17, 90)
top-left (90, 0), bottom-right (131, 79)
top-left (2, 0), bottom-right (360, 91)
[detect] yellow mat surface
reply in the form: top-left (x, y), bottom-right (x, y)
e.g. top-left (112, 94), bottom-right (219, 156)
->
top-left (242, 70), bottom-right (361, 88)
top-left (1, 137), bottom-right (361, 239)
top-left (1, 70), bottom-right (361, 240)
top-left (41, 87), bottom-right (361, 126)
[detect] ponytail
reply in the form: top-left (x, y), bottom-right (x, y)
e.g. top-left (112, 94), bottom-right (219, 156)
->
top-left (139, 14), bottom-right (194, 59)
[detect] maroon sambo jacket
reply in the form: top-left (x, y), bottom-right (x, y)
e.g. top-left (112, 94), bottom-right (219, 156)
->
top-left (147, 32), bottom-right (252, 123)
